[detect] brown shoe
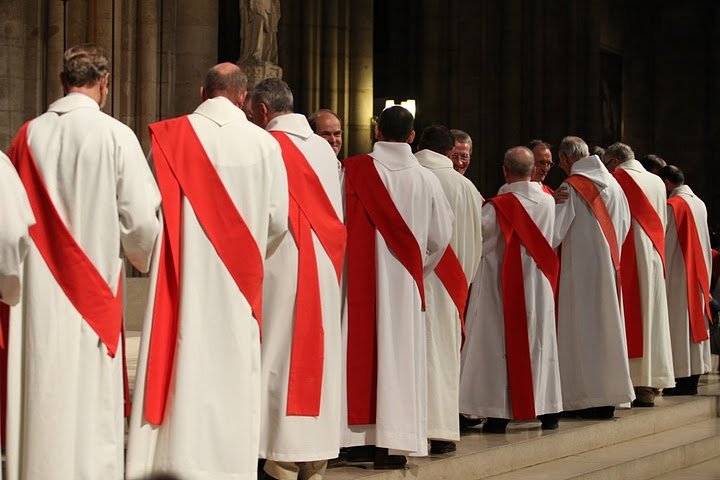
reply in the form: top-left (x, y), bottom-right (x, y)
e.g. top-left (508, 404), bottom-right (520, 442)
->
top-left (430, 440), bottom-right (456, 454)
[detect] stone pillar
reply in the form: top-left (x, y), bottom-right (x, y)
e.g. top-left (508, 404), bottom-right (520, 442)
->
top-left (0, 0), bottom-right (26, 147)
top-left (137, 0), bottom-right (161, 152)
top-left (174, 0), bottom-right (218, 115)
top-left (347, 0), bottom-right (372, 155)
top-left (46, 0), bottom-right (65, 108)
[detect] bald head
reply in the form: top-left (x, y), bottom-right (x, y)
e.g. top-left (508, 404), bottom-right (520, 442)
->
top-left (201, 62), bottom-right (248, 105)
top-left (503, 146), bottom-right (535, 183)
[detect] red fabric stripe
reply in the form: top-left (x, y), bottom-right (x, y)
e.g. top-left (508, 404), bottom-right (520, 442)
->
top-left (144, 116), bottom-right (264, 425)
top-left (490, 192), bottom-right (559, 420)
top-left (541, 184), bottom-right (554, 195)
top-left (668, 196), bottom-right (711, 343)
top-left (613, 170), bottom-right (666, 272)
top-left (269, 131), bottom-right (347, 416)
top-left (565, 175), bottom-right (621, 302)
top-left (620, 227), bottom-right (644, 357)
top-left (344, 154), bottom-right (425, 425)
top-left (434, 247), bottom-right (469, 347)
top-left (8, 122), bottom-right (123, 357)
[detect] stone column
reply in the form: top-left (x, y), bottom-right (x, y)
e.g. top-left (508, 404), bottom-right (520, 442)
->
top-left (347, 0), bottom-right (372, 155)
top-left (46, 0), bottom-right (65, 108)
top-left (137, 0), bottom-right (161, 152)
top-left (174, 0), bottom-right (218, 115)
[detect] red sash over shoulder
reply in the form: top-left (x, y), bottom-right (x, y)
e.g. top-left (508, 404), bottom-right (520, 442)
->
top-left (344, 154), bottom-right (425, 425)
top-left (489, 192), bottom-right (559, 420)
top-left (144, 116), bottom-right (264, 425)
top-left (565, 175), bottom-right (621, 292)
top-left (434, 246), bottom-right (469, 346)
top-left (7, 122), bottom-right (123, 357)
top-left (540, 183), bottom-right (555, 195)
top-left (668, 196), bottom-right (711, 343)
top-left (613, 169), bottom-right (667, 358)
top-left (269, 131), bottom-right (346, 416)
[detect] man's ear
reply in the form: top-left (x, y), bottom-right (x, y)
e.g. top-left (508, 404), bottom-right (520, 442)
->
top-left (237, 91), bottom-right (247, 108)
top-left (374, 125), bottom-right (383, 141)
top-left (406, 130), bottom-right (416, 144)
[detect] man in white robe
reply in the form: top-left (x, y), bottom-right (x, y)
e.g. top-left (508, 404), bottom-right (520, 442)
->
top-left (0, 153), bottom-right (34, 308)
top-left (5, 44), bottom-right (161, 480)
top-left (126, 63), bottom-right (288, 480)
top-left (602, 143), bottom-right (674, 407)
top-left (247, 78), bottom-right (345, 480)
top-left (553, 136), bottom-right (635, 419)
top-left (658, 165), bottom-right (712, 395)
top-left (460, 146), bottom-right (562, 433)
top-left (415, 125), bottom-right (482, 453)
top-left (342, 106), bottom-right (453, 468)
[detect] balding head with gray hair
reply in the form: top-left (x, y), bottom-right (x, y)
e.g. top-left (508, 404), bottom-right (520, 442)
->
top-left (202, 63), bottom-right (248, 103)
top-left (503, 146), bottom-right (535, 182)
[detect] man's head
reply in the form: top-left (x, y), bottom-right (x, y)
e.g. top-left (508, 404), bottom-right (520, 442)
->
top-left (60, 44), bottom-right (111, 108)
top-left (449, 129), bottom-right (472, 175)
top-left (639, 154), bottom-right (667, 175)
top-left (376, 105), bottom-right (415, 144)
top-left (309, 109), bottom-right (343, 156)
top-left (417, 124), bottom-right (455, 157)
top-left (248, 77), bottom-right (294, 129)
top-left (527, 139), bottom-right (553, 182)
top-left (658, 164), bottom-right (685, 194)
top-left (557, 136), bottom-right (589, 175)
top-left (601, 142), bottom-right (635, 173)
top-left (200, 63), bottom-right (248, 107)
top-left (503, 146), bottom-right (535, 184)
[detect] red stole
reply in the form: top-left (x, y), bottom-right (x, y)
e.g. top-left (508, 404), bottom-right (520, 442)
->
top-left (144, 116), bottom-right (264, 425)
top-left (489, 192), bottom-right (559, 420)
top-left (612, 169), bottom-right (667, 358)
top-left (668, 195), bottom-right (711, 343)
top-left (269, 131), bottom-right (346, 416)
top-left (344, 154), bottom-right (425, 425)
top-left (540, 183), bottom-right (554, 195)
top-left (7, 122), bottom-right (124, 357)
top-left (565, 175), bottom-right (621, 293)
top-left (434, 246), bottom-right (469, 346)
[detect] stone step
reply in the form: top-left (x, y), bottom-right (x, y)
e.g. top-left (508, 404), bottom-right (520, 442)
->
top-left (486, 418), bottom-right (720, 480)
top-left (649, 455), bottom-right (720, 479)
top-left (325, 384), bottom-right (719, 480)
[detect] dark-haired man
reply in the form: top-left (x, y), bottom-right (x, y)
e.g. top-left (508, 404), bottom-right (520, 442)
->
top-left (640, 154), bottom-right (667, 175)
top-left (343, 106), bottom-right (452, 468)
top-left (449, 129), bottom-right (472, 175)
top-left (527, 139), bottom-right (555, 194)
top-left (6, 43), bottom-right (161, 479)
top-left (415, 125), bottom-right (482, 453)
top-left (659, 165), bottom-right (712, 395)
top-left (127, 63), bottom-right (288, 479)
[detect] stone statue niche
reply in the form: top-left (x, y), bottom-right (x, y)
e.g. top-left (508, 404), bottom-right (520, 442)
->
top-left (238, 0), bottom-right (283, 88)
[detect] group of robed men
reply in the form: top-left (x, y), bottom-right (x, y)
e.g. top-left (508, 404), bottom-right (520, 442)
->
top-left (0, 44), bottom-right (715, 480)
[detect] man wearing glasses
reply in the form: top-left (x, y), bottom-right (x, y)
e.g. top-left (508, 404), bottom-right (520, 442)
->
top-left (450, 129), bottom-right (472, 176)
top-left (528, 139), bottom-right (555, 194)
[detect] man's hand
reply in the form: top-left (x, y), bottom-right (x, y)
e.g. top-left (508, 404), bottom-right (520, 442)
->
top-left (553, 186), bottom-right (569, 204)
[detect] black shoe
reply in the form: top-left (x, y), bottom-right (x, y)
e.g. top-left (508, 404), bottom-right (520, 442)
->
top-left (632, 399), bottom-right (655, 407)
top-left (482, 417), bottom-right (509, 434)
top-left (373, 447), bottom-right (407, 470)
top-left (591, 406), bottom-right (615, 419)
top-left (459, 414), bottom-right (483, 430)
top-left (345, 445), bottom-right (375, 463)
top-left (430, 440), bottom-right (456, 454)
top-left (664, 375), bottom-right (699, 396)
top-left (327, 454), bottom-right (348, 468)
top-left (538, 413), bottom-right (560, 430)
